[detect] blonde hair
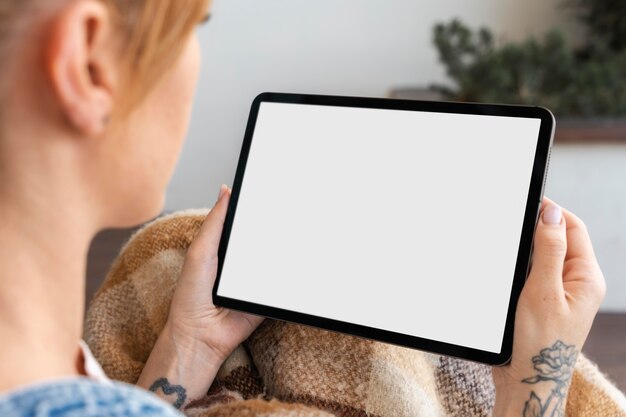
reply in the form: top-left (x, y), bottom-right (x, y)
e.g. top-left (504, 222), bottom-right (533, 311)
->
top-left (105, 0), bottom-right (210, 111)
top-left (0, 0), bottom-right (209, 115)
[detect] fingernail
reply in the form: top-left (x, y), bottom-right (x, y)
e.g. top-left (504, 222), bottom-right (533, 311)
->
top-left (542, 204), bottom-right (562, 225)
top-left (218, 184), bottom-right (227, 200)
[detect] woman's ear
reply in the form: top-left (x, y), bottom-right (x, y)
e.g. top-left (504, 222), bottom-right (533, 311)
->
top-left (45, 0), bottom-right (117, 137)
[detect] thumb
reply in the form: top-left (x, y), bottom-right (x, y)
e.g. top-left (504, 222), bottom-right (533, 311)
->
top-left (186, 185), bottom-right (231, 262)
top-left (527, 203), bottom-right (567, 289)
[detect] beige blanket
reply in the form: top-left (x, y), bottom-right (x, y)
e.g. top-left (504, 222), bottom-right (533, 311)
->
top-left (84, 209), bottom-right (626, 416)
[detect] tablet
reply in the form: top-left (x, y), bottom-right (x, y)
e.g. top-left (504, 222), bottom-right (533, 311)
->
top-left (213, 92), bottom-right (554, 365)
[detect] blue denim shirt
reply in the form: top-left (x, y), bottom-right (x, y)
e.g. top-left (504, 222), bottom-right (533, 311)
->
top-left (0, 377), bottom-right (184, 417)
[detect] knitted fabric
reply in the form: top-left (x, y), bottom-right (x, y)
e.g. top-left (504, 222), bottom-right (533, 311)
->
top-left (84, 209), bottom-right (626, 417)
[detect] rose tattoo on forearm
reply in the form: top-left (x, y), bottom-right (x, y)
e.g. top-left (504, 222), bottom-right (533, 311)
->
top-left (521, 340), bottom-right (578, 417)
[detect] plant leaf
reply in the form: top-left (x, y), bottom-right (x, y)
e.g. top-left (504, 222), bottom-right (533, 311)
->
top-left (523, 375), bottom-right (554, 384)
top-left (523, 392), bottom-right (543, 417)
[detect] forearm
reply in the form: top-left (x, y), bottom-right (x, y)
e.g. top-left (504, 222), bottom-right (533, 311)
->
top-left (136, 323), bottom-right (223, 410)
top-left (492, 384), bottom-right (565, 417)
top-left (491, 340), bottom-right (578, 417)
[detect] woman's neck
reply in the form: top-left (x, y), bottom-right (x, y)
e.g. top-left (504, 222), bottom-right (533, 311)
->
top-left (0, 184), bottom-right (95, 391)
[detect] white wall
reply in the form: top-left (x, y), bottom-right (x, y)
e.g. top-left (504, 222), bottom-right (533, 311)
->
top-left (546, 145), bottom-right (626, 312)
top-left (165, 0), bottom-right (626, 311)
top-left (167, 0), bottom-right (579, 209)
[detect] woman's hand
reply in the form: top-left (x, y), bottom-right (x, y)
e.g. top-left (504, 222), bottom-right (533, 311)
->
top-left (491, 198), bottom-right (606, 417)
top-left (166, 184), bottom-right (264, 361)
top-left (137, 185), bottom-right (264, 409)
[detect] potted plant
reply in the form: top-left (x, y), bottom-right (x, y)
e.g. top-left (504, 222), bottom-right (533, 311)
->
top-left (394, 0), bottom-right (626, 142)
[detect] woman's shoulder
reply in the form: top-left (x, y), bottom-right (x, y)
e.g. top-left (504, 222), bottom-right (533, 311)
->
top-left (0, 377), bottom-right (182, 417)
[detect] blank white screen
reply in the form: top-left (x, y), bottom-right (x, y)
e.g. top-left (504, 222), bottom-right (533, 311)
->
top-left (217, 102), bottom-right (541, 353)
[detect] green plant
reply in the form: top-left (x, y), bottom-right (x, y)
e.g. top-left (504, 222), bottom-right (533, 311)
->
top-left (567, 0), bottom-right (626, 52)
top-left (430, 1), bottom-right (626, 117)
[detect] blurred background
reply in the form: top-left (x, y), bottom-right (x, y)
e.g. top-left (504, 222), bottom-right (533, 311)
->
top-left (166, 0), bottom-right (625, 312)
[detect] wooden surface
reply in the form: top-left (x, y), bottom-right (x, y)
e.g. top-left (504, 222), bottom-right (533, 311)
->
top-left (388, 88), bottom-right (626, 144)
top-left (554, 119), bottom-right (626, 144)
top-left (583, 313), bottom-right (626, 392)
top-left (86, 227), bottom-right (626, 393)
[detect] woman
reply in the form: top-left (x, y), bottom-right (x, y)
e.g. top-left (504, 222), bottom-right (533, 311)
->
top-left (0, 0), bottom-right (606, 416)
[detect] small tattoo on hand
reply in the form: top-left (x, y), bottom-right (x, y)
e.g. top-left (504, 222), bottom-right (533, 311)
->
top-left (149, 377), bottom-right (187, 409)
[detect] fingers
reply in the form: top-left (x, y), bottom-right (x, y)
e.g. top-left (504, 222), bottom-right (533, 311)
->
top-left (558, 204), bottom-right (604, 301)
top-left (561, 209), bottom-right (596, 262)
top-left (186, 185), bottom-right (231, 265)
top-left (540, 195), bottom-right (555, 210)
top-left (527, 201), bottom-right (567, 290)
top-left (541, 197), bottom-right (596, 262)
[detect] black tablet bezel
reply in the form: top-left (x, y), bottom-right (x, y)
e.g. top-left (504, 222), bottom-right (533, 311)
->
top-left (213, 92), bottom-right (555, 366)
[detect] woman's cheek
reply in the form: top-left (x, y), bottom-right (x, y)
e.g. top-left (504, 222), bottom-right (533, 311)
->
top-left (110, 34), bottom-right (201, 226)
top-left (156, 35), bottom-right (201, 180)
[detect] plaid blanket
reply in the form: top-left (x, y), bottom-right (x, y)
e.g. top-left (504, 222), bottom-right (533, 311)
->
top-left (84, 210), bottom-right (626, 417)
